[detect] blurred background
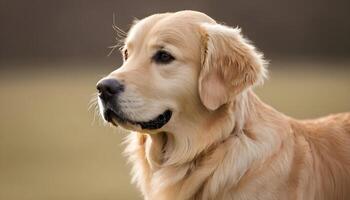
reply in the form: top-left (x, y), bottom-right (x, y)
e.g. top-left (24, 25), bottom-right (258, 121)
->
top-left (0, 0), bottom-right (349, 199)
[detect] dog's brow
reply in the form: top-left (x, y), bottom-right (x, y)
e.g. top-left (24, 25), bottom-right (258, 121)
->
top-left (150, 43), bottom-right (178, 56)
top-left (150, 44), bottom-right (165, 50)
top-left (124, 42), bottom-right (133, 51)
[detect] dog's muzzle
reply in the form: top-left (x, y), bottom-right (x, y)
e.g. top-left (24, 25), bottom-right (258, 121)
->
top-left (96, 78), bottom-right (172, 130)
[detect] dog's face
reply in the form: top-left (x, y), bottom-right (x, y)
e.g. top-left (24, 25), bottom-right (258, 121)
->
top-left (97, 11), bottom-right (266, 134)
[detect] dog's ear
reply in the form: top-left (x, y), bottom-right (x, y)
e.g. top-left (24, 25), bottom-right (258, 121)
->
top-left (198, 23), bottom-right (267, 110)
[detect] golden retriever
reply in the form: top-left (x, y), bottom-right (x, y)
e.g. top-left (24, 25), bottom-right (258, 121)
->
top-left (96, 10), bottom-right (350, 200)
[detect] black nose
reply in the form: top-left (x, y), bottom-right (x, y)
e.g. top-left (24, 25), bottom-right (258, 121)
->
top-left (96, 78), bottom-right (124, 100)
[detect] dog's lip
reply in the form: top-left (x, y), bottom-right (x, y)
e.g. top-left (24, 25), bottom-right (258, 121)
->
top-left (104, 108), bottom-right (172, 130)
top-left (103, 109), bottom-right (121, 126)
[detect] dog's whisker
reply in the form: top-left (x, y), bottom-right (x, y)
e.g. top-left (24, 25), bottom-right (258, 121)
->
top-left (112, 25), bottom-right (127, 37)
top-left (88, 93), bottom-right (103, 126)
top-left (108, 44), bottom-right (123, 57)
top-left (112, 13), bottom-right (127, 36)
top-left (108, 13), bottom-right (127, 57)
top-left (88, 97), bottom-right (98, 112)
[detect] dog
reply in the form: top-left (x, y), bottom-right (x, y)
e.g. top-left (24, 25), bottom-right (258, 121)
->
top-left (96, 10), bottom-right (350, 200)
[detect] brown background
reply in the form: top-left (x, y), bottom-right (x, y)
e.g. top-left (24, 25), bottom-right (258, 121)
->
top-left (1, 0), bottom-right (350, 63)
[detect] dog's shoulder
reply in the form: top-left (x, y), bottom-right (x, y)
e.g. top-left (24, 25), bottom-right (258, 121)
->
top-left (289, 112), bottom-right (350, 199)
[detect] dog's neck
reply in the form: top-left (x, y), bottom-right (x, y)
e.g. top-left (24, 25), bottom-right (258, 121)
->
top-left (146, 90), bottom-right (285, 165)
top-left (125, 89), bottom-right (291, 199)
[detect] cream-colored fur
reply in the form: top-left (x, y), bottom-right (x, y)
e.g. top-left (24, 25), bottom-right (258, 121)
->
top-left (98, 10), bottom-right (350, 200)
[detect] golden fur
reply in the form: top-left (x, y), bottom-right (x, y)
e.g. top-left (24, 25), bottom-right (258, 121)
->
top-left (97, 10), bottom-right (350, 200)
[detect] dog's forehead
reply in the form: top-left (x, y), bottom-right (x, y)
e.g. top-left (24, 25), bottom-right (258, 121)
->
top-left (125, 13), bottom-right (170, 47)
top-left (126, 11), bottom-right (215, 48)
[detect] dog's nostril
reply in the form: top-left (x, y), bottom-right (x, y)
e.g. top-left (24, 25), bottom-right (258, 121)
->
top-left (96, 78), bottom-right (124, 98)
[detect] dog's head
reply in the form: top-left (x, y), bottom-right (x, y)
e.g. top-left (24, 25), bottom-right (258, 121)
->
top-left (97, 10), bottom-right (266, 134)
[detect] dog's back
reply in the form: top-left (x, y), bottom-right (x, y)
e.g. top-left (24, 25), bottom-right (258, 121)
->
top-left (291, 113), bottom-right (350, 200)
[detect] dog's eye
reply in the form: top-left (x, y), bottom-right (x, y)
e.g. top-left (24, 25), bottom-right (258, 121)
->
top-left (152, 50), bottom-right (175, 64)
top-left (123, 49), bottom-right (128, 61)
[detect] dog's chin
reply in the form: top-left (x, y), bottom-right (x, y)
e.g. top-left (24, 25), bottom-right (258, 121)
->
top-left (103, 108), bottom-right (172, 131)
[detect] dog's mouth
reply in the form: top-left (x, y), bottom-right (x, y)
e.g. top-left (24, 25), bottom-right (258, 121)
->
top-left (104, 108), bottom-right (172, 130)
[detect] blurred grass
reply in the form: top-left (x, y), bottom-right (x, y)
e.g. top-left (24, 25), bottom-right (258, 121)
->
top-left (0, 61), bottom-right (349, 200)
top-left (255, 61), bottom-right (350, 118)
